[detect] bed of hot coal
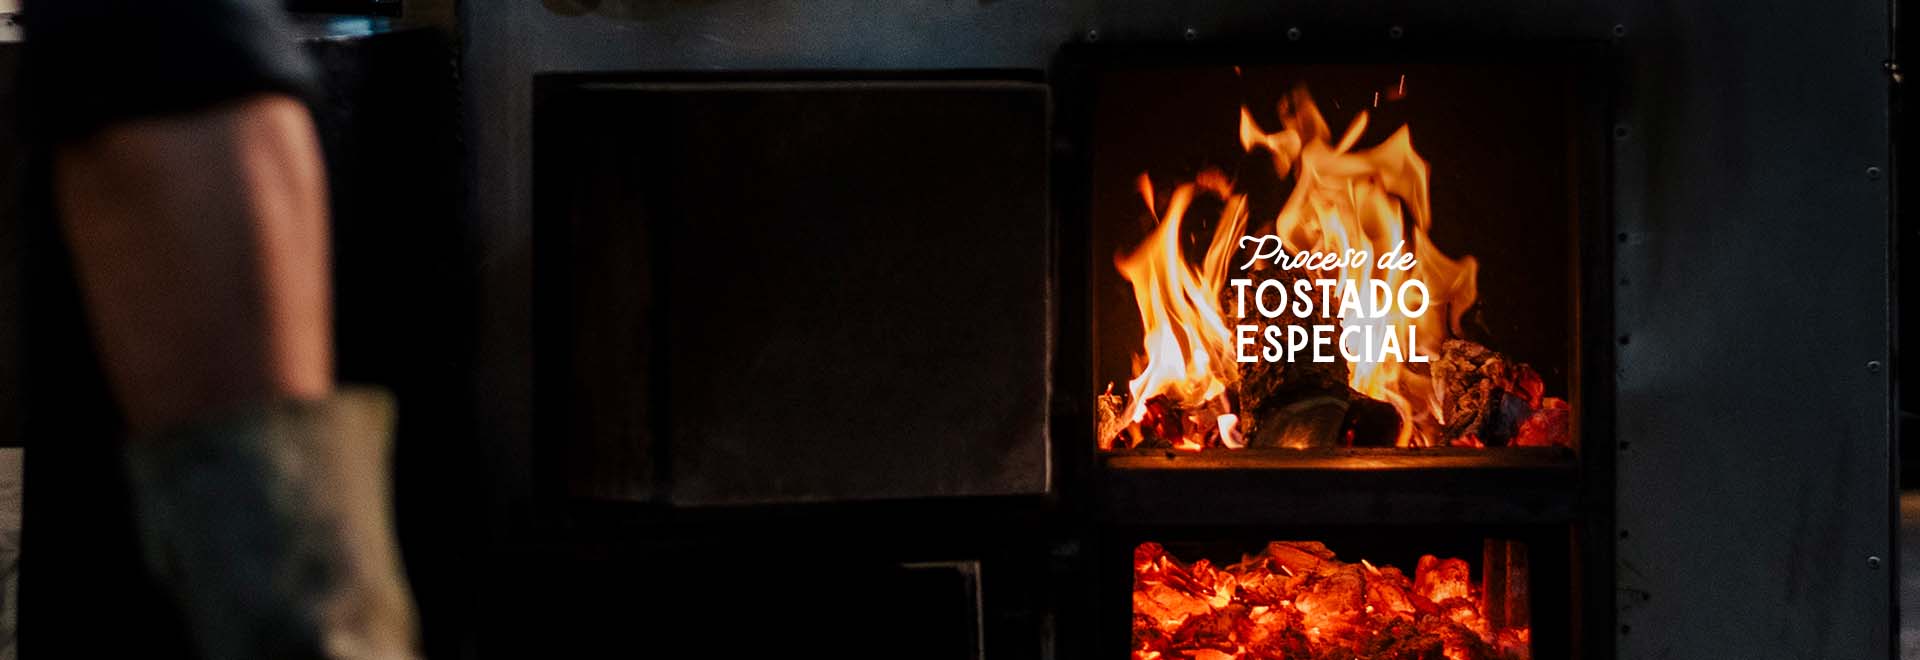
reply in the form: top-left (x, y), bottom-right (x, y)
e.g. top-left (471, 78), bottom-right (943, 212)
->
top-left (1133, 541), bottom-right (1529, 660)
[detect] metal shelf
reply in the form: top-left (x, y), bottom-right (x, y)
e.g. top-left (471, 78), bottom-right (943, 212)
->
top-left (1095, 447), bottom-right (1586, 527)
top-left (1102, 446), bottom-right (1577, 471)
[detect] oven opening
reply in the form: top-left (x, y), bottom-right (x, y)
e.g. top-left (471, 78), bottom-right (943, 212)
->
top-left (1133, 537), bottom-right (1532, 660)
top-left (1074, 50), bottom-right (1602, 660)
top-left (1088, 60), bottom-right (1583, 459)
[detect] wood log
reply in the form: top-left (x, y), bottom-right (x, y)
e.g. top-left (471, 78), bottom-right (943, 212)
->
top-left (1433, 339), bottom-right (1545, 447)
top-left (1343, 393), bottom-right (1405, 447)
top-left (1226, 262), bottom-right (1351, 420)
top-left (1246, 395), bottom-right (1348, 448)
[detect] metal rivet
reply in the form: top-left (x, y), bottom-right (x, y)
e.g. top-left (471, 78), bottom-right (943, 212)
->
top-left (1287, 26), bottom-right (1303, 41)
top-left (1867, 166), bottom-right (1883, 180)
top-left (1612, 24), bottom-right (1628, 37)
top-left (1869, 555), bottom-right (1883, 569)
top-left (1868, 361), bottom-right (1883, 373)
top-left (1183, 27), bottom-right (1198, 41)
top-left (1613, 124), bottom-right (1631, 140)
top-left (1085, 29), bottom-right (1101, 42)
top-left (1388, 25), bottom-right (1405, 39)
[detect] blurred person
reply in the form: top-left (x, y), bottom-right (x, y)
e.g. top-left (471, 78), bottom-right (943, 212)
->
top-left (20, 1), bottom-right (420, 658)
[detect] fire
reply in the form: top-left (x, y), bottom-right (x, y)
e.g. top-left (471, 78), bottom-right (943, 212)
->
top-left (1107, 83), bottom-right (1489, 448)
top-left (1133, 541), bottom-right (1529, 660)
top-left (1115, 171), bottom-right (1249, 430)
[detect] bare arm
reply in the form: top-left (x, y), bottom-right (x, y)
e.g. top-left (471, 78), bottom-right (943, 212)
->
top-left (54, 94), bottom-right (332, 434)
top-left (53, 94), bottom-right (420, 659)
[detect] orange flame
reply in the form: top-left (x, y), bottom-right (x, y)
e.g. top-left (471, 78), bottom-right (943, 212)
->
top-left (1115, 171), bottom-right (1249, 429)
top-left (1117, 84), bottom-right (1479, 447)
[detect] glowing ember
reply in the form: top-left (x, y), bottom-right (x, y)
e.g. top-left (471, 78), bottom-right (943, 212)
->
top-left (1099, 82), bottom-right (1571, 451)
top-left (1133, 541), bottom-right (1530, 660)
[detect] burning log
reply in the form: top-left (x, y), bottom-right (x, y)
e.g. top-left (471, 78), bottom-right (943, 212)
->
top-left (1226, 261), bottom-right (1352, 448)
top-left (1134, 542), bottom-right (1529, 660)
top-left (1514, 398), bottom-right (1570, 448)
top-left (1227, 262), bottom-right (1352, 413)
top-left (1363, 562), bottom-right (1421, 618)
top-left (1432, 339), bottom-right (1538, 446)
top-left (1097, 389), bottom-right (1131, 449)
top-left (1413, 555), bottom-right (1474, 603)
top-left (1246, 396), bottom-right (1349, 449)
top-left (1099, 390), bottom-right (1242, 450)
top-left (1432, 339), bottom-right (1570, 448)
top-left (1141, 396), bottom-right (1186, 448)
top-left (1342, 394), bottom-right (1406, 448)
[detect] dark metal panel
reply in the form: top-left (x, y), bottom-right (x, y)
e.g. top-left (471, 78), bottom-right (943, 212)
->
top-left (536, 77), bottom-right (1052, 505)
top-left (1608, 3), bottom-right (1894, 658)
top-left (1101, 463), bottom-right (1584, 527)
top-left (537, 74), bottom-right (1052, 502)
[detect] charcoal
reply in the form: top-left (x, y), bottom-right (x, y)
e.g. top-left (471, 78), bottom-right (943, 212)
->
top-left (1297, 563), bottom-right (1366, 614)
top-left (1231, 569), bottom-right (1300, 607)
top-left (1136, 581), bottom-right (1213, 623)
top-left (1133, 613), bottom-right (1170, 649)
top-left (1258, 541), bottom-right (1337, 574)
top-left (1342, 393), bottom-right (1405, 447)
top-left (1186, 399), bottom-right (1230, 449)
top-left (1247, 626), bottom-right (1316, 660)
top-left (1247, 396), bottom-right (1349, 448)
top-left (1414, 555), bottom-right (1474, 604)
top-left (1140, 395), bottom-right (1182, 447)
top-left (1364, 565), bottom-right (1420, 617)
top-left (1135, 541), bottom-right (1524, 660)
top-left (1134, 542), bottom-right (1168, 567)
top-left (1361, 618), bottom-right (1448, 660)
top-left (1417, 615), bottom-right (1507, 660)
top-left (1514, 397), bottom-right (1570, 448)
top-left (1125, 395), bottom-right (1233, 449)
top-left (1433, 339), bottom-right (1545, 447)
top-left (1167, 609), bottom-right (1238, 653)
